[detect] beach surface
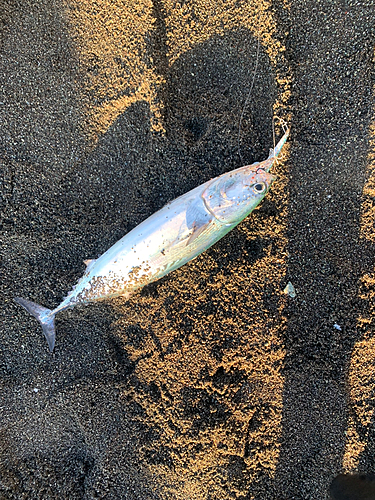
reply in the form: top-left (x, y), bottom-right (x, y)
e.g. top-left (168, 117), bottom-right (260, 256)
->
top-left (1, 1), bottom-right (374, 499)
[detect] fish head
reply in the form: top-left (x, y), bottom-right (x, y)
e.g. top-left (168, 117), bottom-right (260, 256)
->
top-left (202, 164), bottom-right (276, 224)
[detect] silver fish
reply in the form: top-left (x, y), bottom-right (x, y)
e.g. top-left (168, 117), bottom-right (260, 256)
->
top-left (15, 122), bottom-right (289, 351)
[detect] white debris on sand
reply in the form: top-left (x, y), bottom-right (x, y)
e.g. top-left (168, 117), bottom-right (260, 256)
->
top-left (284, 281), bottom-right (296, 298)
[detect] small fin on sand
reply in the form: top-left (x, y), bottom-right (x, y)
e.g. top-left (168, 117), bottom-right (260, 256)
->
top-left (14, 297), bottom-right (56, 352)
top-left (83, 259), bottom-right (96, 273)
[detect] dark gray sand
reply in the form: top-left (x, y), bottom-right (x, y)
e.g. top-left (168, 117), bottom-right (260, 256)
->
top-left (1, 1), bottom-right (375, 499)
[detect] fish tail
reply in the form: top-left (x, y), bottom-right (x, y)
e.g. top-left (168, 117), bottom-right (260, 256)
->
top-left (14, 297), bottom-right (56, 352)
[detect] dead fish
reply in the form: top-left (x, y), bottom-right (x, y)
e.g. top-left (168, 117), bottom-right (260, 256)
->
top-left (15, 121), bottom-right (289, 352)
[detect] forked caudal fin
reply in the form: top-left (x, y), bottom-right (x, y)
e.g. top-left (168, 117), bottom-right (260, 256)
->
top-left (14, 297), bottom-right (56, 352)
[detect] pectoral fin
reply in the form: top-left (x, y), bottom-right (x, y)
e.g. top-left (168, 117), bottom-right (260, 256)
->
top-left (185, 199), bottom-right (212, 246)
top-left (186, 220), bottom-right (211, 246)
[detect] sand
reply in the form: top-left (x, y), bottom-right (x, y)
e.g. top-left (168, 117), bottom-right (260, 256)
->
top-left (0, 0), bottom-right (374, 499)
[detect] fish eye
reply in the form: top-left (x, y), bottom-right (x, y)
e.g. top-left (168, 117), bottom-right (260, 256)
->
top-left (253, 182), bottom-right (266, 193)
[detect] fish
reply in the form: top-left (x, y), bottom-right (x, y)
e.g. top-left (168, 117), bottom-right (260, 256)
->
top-left (14, 120), bottom-right (289, 352)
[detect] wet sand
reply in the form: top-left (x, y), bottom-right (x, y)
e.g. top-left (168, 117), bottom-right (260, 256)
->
top-left (1, 1), bottom-right (374, 499)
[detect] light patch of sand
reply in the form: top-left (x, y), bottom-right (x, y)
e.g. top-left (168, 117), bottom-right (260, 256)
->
top-left (63, 0), bottom-right (164, 141)
top-left (343, 66), bottom-right (375, 472)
